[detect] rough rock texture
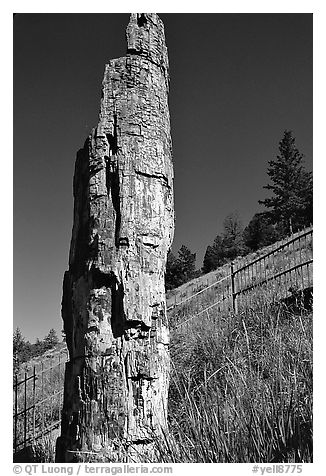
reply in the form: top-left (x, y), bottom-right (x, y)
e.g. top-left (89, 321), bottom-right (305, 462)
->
top-left (56, 14), bottom-right (174, 462)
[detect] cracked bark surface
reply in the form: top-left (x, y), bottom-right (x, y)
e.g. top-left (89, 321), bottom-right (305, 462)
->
top-left (56, 14), bottom-right (174, 462)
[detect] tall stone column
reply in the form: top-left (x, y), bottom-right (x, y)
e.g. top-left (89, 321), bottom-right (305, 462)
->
top-left (56, 13), bottom-right (174, 462)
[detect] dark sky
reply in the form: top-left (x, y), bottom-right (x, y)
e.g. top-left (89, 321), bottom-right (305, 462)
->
top-left (14, 13), bottom-right (312, 342)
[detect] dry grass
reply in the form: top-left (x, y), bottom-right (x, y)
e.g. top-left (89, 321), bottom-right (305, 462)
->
top-left (76, 291), bottom-right (313, 463)
top-left (157, 292), bottom-right (312, 462)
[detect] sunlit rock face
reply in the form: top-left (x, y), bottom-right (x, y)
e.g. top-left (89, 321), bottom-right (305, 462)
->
top-left (56, 14), bottom-right (174, 462)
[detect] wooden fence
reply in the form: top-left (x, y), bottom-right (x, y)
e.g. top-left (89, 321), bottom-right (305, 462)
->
top-left (232, 227), bottom-right (312, 312)
top-left (169, 227), bottom-right (313, 328)
top-left (13, 348), bottom-right (68, 454)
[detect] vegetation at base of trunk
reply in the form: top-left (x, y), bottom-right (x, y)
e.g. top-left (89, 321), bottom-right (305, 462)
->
top-left (159, 294), bottom-right (312, 462)
top-left (73, 293), bottom-right (312, 464)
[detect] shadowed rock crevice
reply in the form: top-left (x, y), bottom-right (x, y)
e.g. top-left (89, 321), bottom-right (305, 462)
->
top-left (90, 267), bottom-right (114, 289)
top-left (106, 114), bottom-right (118, 155)
top-left (69, 144), bottom-right (91, 278)
top-left (137, 14), bottom-right (147, 27)
top-left (105, 156), bottom-right (122, 248)
top-left (135, 169), bottom-right (170, 188)
top-left (111, 279), bottom-right (125, 338)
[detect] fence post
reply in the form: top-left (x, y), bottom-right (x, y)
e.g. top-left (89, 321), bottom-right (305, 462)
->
top-left (231, 262), bottom-right (238, 314)
top-left (41, 361), bottom-right (44, 437)
top-left (24, 372), bottom-right (27, 447)
top-left (14, 374), bottom-right (18, 452)
top-left (32, 366), bottom-right (36, 444)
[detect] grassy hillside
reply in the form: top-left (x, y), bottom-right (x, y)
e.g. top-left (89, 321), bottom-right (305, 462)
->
top-left (16, 342), bottom-right (68, 376)
top-left (161, 291), bottom-right (312, 462)
top-left (160, 230), bottom-right (312, 462)
top-left (166, 227), bottom-right (312, 322)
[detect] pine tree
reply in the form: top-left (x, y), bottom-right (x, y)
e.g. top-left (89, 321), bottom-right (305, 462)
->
top-left (13, 327), bottom-right (25, 373)
top-left (243, 212), bottom-right (280, 251)
top-left (165, 250), bottom-right (180, 290)
top-left (165, 245), bottom-right (197, 289)
top-left (13, 327), bottom-right (25, 356)
top-left (259, 130), bottom-right (312, 235)
top-left (202, 212), bottom-right (247, 273)
top-left (177, 245), bottom-right (196, 283)
top-left (43, 328), bottom-right (59, 350)
top-left (221, 212), bottom-right (247, 260)
top-left (13, 327), bottom-right (32, 372)
top-left (202, 235), bottom-right (224, 273)
top-left (34, 337), bottom-right (46, 355)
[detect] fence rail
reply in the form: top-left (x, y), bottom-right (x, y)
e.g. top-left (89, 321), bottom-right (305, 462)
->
top-left (170, 227), bottom-right (313, 328)
top-left (232, 227), bottom-right (312, 312)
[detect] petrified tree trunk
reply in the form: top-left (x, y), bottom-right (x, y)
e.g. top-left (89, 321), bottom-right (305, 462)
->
top-left (56, 13), bottom-right (174, 462)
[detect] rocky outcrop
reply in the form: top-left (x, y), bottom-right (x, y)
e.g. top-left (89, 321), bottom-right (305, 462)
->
top-left (56, 14), bottom-right (174, 462)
